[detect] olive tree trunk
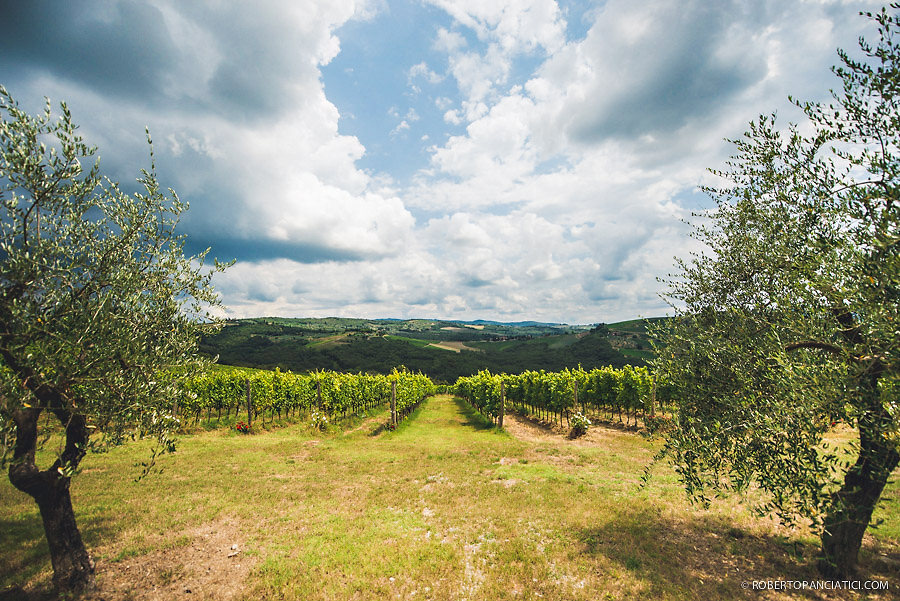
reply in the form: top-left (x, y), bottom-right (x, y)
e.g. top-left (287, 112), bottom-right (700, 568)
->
top-left (819, 380), bottom-right (900, 578)
top-left (8, 406), bottom-right (94, 594)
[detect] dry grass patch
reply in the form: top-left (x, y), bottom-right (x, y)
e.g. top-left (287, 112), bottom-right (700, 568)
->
top-left (85, 516), bottom-right (257, 601)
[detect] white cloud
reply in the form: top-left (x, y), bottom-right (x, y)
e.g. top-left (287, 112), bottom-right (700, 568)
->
top-left (425, 0), bottom-right (565, 54)
top-left (443, 109), bottom-right (463, 125)
top-left (408, 61), bottom-right (444, 84)
top-left (391, 120), bottom-right (411, 136)
top-left (428, 0), bottom-right (566, 113)
top-left (435, 96), bottom-right (454, 110)
top-left (433, 27), bottom-right (468, 53)
top-left (398, 0), bottom-right (887, 321)
top-left (4, 0), bottom-right (417, 267)
top-left (3, 0), bottom-right (888, 323)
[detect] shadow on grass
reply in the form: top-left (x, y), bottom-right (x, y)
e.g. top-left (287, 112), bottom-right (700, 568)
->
top-left (0, 516), bottom-right (49, 594)
top-left (1, 499), bottom-right (128, 600)
top-left (574, 508), bottom-right (900, 599)
top-left (508, 408), bottom-right (569, 434)
top-left (450, 396), bottom-right (498, 431)
top-left (510, 405), bottom-right (648, 435)
top-left (368, 396), bottom-right (430, 437)
top-left (368, 422), bottom-right (393, 437)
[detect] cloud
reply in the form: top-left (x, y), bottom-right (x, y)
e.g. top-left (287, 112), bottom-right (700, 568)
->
top-left (0, 1), bottom-right (180, 103)
top-left (2, 0), bottom-right (888, 324)
top-left (426, 0), bottom-right (566, 54)
top-left (397, 0), bottom-right (887, 322)
top-left (1, 0), bottom-right (411, 267)
top-left (408, 61), bottom-right (444, 85)
top-left (429, 91), bottom-right (539, 182)
top-left (555, 1), bottom-right (769, 145)
top-left (433, 27), bottom-right (468, 54)
top-left (391, 120), bottom-right (411, 136)
top-left (428, 0), bottom-right (566, 108)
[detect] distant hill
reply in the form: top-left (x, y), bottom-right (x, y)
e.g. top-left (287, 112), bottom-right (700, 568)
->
top-left (462, 319), bottom-right (569, 327)
top-left (199, 317), bottom-right (664, 382)
top-left (605, 317), bottom-right (668, 363)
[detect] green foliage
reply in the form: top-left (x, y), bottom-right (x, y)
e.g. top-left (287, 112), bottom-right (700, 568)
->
top-left (0, 86), bottom-right (226, 468)
top-left (452, 369), bottom-right (504, 418)
top-left (0, 87), bottom-right (229, 592)
top-left (179, 365), bottom-right (435, 426)
top-left (453, 366), bottom-right (657, 426)
top-left (569, 412), bottom-right (591, 437)
top-left (651, 5), bottom-right (900, 575)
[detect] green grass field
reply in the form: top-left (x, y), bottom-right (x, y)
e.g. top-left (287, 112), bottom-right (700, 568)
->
top-left (2, 395), bottom-right (897, 600)
top-left (385, 335), bottom-right (434, 348)
top-left (619, 348), bottom-right (655, 361)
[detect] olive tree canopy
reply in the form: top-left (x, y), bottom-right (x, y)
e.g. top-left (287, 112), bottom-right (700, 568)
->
top-left (651, 6), bottom-right (899, 578)
top-left (0, 87), bottom-right (226, 593)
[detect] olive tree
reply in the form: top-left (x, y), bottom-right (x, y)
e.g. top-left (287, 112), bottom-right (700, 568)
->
top-left (651, 6), bottom-right (899, 577)
top-left (0, 88), bottom-right (226, 594)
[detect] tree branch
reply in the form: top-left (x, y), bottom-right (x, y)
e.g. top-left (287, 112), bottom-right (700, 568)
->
top-left (785, 341), bottom-right (844, 354)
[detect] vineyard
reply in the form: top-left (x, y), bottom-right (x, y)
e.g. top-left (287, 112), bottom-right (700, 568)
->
top-left (3, 363), bottom-right (899, 600)
top-left (178, 364), bottom-right (669, 435)
top-left (178, 366), bottom-right (436, 430)
top-left (453, 366), bottom-right (672, 431)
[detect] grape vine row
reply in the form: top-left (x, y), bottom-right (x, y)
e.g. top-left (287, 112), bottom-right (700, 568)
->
top-left (178, 366), bottom-right (435, 429)
top-left (453, 366), bottom-right (671, 429)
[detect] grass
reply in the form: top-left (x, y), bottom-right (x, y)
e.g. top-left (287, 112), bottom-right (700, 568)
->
top-left (606, 318), bottom-right (667, 334)
top-left (385, 335), bottom-right (434, 348)
top-left (305, 333), bottom-right (350, 347)
top-left (469, 339), bottom-right (523, 351)
top-left (619, 348), bottom-right (655, 361)
top-left (1, 395), bottom-right (898, 600)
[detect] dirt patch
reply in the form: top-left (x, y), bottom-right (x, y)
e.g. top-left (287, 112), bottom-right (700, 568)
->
top-left (502, 411), bottom-right (630, 447)
top-left (501, 413), bottom-right (560, 443)
top-left (86, 516), bottom-right (257, 601)
top-left (426, 341), bottom-right (482, 353)
top-left (426, 342), bottom-right (462, 353)
top-left (344, 412), bottom-right (389, 436)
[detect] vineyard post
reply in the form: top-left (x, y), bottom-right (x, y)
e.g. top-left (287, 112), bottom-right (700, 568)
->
top-left (391, 380), bottom-right (397, 428)
top-left (246, 379), bottom-right (252, 430)
top-left (650, 374), bottom-right (657, 417)
top-left (499, 380), bottom-right (505, 429)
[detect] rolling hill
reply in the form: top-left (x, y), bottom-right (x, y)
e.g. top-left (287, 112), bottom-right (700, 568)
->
top-left (200, 317), bottom-right (665, 382)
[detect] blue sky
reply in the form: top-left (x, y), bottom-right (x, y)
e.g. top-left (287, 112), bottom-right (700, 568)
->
top-left (0, 0), bottom-right (885, 323)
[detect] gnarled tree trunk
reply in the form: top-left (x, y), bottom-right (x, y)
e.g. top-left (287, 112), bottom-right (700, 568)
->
top-left (819, 377), bottom-right (900, 578)
top-left (9, 405), bottom-right (94, 594)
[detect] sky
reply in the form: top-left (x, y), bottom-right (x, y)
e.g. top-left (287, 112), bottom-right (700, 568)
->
top-left (0, 0), bottom-right (886, 324)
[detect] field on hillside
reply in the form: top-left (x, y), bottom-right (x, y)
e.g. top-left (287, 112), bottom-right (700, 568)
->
top-left (200, 318), bottom-right (632, 382)
top-left (2, 395), bottom-right (897, 600)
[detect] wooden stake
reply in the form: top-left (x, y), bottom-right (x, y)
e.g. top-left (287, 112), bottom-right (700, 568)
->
top-left (499, 381), bottom-right (505, 429)
top-left (391, 380), bottom-right (397, 427)
top-left (246, 379), bottom-right (252, 429)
